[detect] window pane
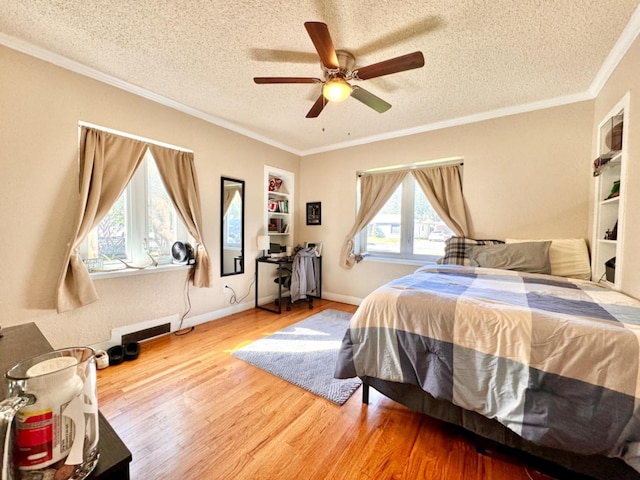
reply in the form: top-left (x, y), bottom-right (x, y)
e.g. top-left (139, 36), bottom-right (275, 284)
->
top-left (147, 159), bottom-right (178, 261)
top-left (87, 193), bottom-right (127, 261)
top-left (362, 174), bottom-right (456, 260)
top-left (365, 183), bottom-right (401, 254)
top-left (413, 184), bottom-right (452, 257)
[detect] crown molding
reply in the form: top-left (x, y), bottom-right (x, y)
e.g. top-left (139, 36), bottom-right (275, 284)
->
top-left (589, 4), bottom-right (640, 97)
top-left (3, 7), bottom-right (640, 160)
top-left (0, 32), bottom-right (299, 156)
top-left (299, 91), bottom-right (594, 156)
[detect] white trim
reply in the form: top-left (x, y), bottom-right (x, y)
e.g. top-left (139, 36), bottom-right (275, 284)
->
top-left (321, 291), bottom-right (362, 306)
top-left (300, 91), bottom-right (593, 156)
top-left (89, 263), bottom-right (191, 280)
top-left (4, 4), bottom-right (640, 159)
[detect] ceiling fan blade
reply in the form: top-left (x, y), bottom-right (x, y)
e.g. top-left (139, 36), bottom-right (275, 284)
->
top-left (254, 77), bottom-right (322, 84)
top-left (350, 86), bottom-right (391, 113)
top-left (354, 51), bottom-right (425, 80)
top-left (304, 22), bottom-right (339, 70)
top-left (249, 48), bottom-right (320, 64)
top-left (306, 95), bottom-right (327, 118)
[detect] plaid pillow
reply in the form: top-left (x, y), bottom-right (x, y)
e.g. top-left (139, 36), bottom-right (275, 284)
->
top-left (437, 237), bottom-right (504, 266)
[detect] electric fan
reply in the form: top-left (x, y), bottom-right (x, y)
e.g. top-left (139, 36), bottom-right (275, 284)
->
top-left (171, 241), bottom-right (195, 265)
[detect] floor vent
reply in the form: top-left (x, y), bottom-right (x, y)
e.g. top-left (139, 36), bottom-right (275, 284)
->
top-left (122, 323), bottom-right (171, 344)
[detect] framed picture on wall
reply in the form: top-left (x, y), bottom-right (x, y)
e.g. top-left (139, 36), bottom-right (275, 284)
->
top-left (306, 202), bottom-right (321, 225)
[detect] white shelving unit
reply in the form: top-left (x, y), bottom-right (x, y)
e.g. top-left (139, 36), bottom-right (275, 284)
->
top-left (591, 93), bottom-right (629, 289)
top-left (264, 165), bottom-right (294, 253)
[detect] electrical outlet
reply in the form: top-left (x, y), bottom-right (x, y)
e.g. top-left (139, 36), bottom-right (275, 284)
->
top-left (223, 285), bottom-right (230, 293)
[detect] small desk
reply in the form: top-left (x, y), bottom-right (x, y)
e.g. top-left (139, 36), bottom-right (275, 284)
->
top-left (255, 256), bottom-right (293, 314)
top-left (0, 323), bottom-right (132, 480)
top-left (255, 256), bottom-right (322, 313)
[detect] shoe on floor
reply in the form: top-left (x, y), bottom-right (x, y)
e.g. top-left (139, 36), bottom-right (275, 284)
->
top-left (124, 342), bottom-right (140, 361)
top-left (107, 345), bottom-right (124, 366)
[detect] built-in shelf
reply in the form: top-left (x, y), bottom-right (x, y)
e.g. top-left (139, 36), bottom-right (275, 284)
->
top-left (591, 93), bottom-right (629, 289)
top-left (264, 166), bottom-right (294, 252)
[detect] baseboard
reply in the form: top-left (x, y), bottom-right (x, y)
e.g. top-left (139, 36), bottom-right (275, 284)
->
top-left (321, 291), bottom-right (362, 306)
top-left (91, 301), bottom-right (256, 351)
top-left (92, 314), bottom-right (179, 351)
top-left (90, 293), bottom-right (355, 352)
top-left (178, 301), bottom-right (254, 329)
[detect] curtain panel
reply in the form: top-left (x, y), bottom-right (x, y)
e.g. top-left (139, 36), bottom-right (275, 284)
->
top-left (339, 164), bottom-right (469, 269)
top-left (339, 170), bottom-right (406, 268)
top-left (56, 127), bottom-right (211, 313)
top-left (411, 164), bottom-right (469, 237)
top-left (149, 145), bottom-right (211, 288)
top-left (222, 185), bottom-right (241, 216)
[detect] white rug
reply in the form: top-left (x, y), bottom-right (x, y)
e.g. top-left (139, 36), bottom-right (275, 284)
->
top-left (232, 309), bottom-right (361, 405)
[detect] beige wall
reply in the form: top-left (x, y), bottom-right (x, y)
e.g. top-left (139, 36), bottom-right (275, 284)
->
top-left (298, 102), bottom-right (595, 302)
top-left (0, 45), bottom-right (298, 348)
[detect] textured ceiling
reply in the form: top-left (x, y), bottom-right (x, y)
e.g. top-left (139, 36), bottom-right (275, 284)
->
top-left (1, 1), bottom-right (639, 155)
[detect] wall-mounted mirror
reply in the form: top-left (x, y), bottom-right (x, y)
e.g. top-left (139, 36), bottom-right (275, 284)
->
top-left (221, 177), bottom-right (244, 276)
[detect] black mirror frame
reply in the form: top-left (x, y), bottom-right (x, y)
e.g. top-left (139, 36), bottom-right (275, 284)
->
top-left (221, 176), bottom-right (245, 277)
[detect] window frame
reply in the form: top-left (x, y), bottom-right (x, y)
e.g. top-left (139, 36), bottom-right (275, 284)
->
top-left (80, 149), bottom-right (191, 272)
top-left (357, 159), bottom-right (463, 263)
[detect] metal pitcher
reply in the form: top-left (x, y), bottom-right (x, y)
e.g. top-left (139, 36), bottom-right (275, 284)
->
top-left (0, 347), bottom-right (99, 480)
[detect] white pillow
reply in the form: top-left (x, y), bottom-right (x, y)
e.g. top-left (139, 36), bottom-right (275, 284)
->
top-left (505, 239), bottom-right (591, 280)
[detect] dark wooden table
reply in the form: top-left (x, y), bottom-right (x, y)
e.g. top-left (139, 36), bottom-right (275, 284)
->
top-left (0, 323), bottom-right (132, 479)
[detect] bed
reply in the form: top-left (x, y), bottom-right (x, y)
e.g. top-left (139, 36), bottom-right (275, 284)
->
top-left (335, 238), bottom-right (640, 479)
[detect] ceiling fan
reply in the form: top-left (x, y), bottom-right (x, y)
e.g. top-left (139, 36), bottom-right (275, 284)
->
top-left (253, 22), bottom-right (425, 118)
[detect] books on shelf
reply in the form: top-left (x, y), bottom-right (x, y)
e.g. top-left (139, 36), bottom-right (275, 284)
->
top-left (267, 198), bottom-right (289, 213)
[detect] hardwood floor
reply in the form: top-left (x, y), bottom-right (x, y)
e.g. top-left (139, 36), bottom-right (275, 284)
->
top-left (97, 300), bottom-right (556, 480)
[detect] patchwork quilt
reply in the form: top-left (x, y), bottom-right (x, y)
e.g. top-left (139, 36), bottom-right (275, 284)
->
top-left (335, 265), bottom-right (640, 471)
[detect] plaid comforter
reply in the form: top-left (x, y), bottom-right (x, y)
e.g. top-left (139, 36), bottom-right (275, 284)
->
top-left (335, 265), bottom-right (640, 471)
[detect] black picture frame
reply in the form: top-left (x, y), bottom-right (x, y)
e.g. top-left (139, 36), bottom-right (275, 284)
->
top-left (306, 202), bottom-right (321, 225)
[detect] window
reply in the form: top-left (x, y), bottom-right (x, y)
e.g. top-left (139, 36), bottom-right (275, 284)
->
top-left (82, 149), bottom-right (190, 269)
top-left (360, 173), bottom-right (453, 261)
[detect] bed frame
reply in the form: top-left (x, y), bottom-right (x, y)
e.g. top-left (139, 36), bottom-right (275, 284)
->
top-left (361, 379), bottom-right (640, 480)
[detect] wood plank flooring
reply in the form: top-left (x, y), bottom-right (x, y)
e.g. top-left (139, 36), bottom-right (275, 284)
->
top-left (97, 300), bottom-right (556, 480)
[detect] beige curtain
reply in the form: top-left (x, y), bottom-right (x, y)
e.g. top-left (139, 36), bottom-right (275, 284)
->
top-left (56, 128), bottom-right (148, 312)
top-left (150, 145), bottom-right (211, 288)
top-left (340, 170), bottom-right (407, 268)
top-left (56, 127), bottom-right (212, 313)
top-left (223, 185), bottom-right (241, 216)
top-left (411, 164), bottom-right (469, 237)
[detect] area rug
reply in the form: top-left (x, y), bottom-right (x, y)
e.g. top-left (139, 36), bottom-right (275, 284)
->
top-left (232, 309), bottom-right (361, 405)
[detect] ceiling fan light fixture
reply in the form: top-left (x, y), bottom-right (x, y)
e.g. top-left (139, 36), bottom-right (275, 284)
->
top-left (322, 77), bottom-right (352, 102)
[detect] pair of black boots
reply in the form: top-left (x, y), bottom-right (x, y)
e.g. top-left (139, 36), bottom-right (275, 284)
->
top-left (107, 342), bottom-right (140, 366)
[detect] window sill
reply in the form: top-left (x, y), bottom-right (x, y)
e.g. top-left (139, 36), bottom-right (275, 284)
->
top-left (361, 255), bottom-right (439, 267)
top-left (89, 263), bottom-right (192, 280)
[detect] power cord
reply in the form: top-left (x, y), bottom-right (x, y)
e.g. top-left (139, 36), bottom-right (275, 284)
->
top-left (174, 268), bottom-right (194, 336)
top-left (227, 278), bottom-right (255, 305)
